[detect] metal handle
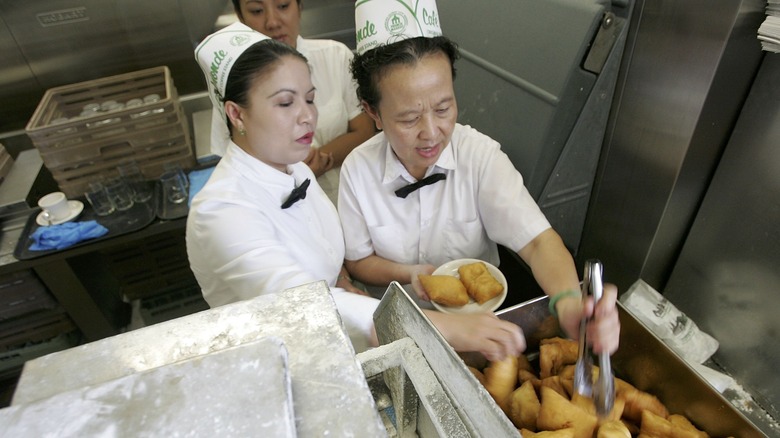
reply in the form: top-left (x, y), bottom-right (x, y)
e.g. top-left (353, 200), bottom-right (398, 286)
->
top-left (582, 259), bottom-right (615, 416)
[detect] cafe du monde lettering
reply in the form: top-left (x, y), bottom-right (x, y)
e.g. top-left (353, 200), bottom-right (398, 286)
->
top-left (208, 33), bottom-right (253, 96)
top-left (356, 7), bottom-right (439, 46)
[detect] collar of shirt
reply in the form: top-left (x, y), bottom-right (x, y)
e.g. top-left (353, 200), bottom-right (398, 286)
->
top-left (381, 139), bottom-right (457, 186)
top-left (225, 141), bottom-right (314, 206)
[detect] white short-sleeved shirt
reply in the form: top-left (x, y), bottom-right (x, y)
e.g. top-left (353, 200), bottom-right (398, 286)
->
top-left (338, 123), bottom-right (551, 269)
top-left (186, 142), bottom-right (377, 351)
top-left (208, 37), bottom-right (362, 205)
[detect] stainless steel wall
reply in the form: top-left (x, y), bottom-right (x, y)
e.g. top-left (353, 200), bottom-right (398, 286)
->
top-left (577, 0), bottom-right (767, 291)
top-left (0, 0), bottom-right (227, 133)
top-left (577, 0), bottom-right (779, 429)
top-left (663, 54), bottom-right (780, 432)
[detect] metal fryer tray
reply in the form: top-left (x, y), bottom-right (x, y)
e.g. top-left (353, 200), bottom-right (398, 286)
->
top-left (497, 295), bottom-right (769, 438)
top-left (366, 281), bottom-right (520, 437)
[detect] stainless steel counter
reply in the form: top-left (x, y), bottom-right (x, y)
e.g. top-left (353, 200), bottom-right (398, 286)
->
top-left (7, 281), bottom-right (386, 436)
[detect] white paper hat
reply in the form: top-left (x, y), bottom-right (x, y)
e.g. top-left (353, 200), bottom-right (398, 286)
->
top-left (194, 22), bottom-right (270, 156)
top-left (355, 0), bottom-right (442, 55)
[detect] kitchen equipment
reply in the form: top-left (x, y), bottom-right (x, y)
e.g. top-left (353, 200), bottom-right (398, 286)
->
top-left (3, 337), bottom-right (298, 437)
top-left (361, 281), bottom-right (519, 436)
top-left (10, 281), bottom-right (384, 436)
top-left (573, 259), bottom-right (615, 416)
top-left (365, 282), bottom-right (769, 436)
top-left (498, 296), bottom-right (770, 437)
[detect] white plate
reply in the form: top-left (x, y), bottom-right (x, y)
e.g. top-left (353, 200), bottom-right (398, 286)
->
top-left (429, 258), bottom-right (508, 314)
top-left (36, 200), bottom-right (84, 226)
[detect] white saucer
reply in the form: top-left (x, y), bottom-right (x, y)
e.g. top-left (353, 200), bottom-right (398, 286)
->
top-left (429, 258), bottom-right (508, 315)
top-left (36, 200), bottom-right (84, 226)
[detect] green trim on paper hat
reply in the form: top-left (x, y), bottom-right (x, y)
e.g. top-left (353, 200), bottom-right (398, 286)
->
top-left (355, 0), bottom-right (442, 55)
top-left (194, 22), bottom-right (270, 155)
top-left (194, 22), bottom-right (270, 122)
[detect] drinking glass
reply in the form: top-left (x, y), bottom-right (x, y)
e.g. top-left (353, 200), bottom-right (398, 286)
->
top-left (163, 163), bottom-right (190, 190)
top-left (160, 170), bottom-right (188, 204)
top-left (117, 160), bottom-right (153, 202)
top-left (104, 176), bottom-right (135, 211)
top-left (84, 182), bottom-right (116, 216)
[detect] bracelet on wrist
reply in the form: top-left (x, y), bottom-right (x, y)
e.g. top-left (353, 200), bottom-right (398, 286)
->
top-left (548, 289), bottom-right (582, 319)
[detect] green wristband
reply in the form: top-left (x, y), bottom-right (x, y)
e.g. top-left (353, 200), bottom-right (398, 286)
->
top-left (548, 289), bottom-right (582, 318)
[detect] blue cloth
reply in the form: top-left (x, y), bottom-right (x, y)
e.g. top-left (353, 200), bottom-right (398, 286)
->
top-left (187, 166), bottom-right (216, 207)
top-left (29, 220), bottom-right (109, 251)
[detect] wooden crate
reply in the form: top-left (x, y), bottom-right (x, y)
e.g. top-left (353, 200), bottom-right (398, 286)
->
top-left (25, 66), bottom-right (195, 198)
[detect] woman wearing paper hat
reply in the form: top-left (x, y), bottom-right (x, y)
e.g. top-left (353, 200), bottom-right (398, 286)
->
top-left (339, 0), bottom-right (621, 354)
top-left (225, 0), bottom-right (376, 205)
top-left (188, 22), bottom-right (375, 352)
top-left (187, 22), bottom-right (528, 359)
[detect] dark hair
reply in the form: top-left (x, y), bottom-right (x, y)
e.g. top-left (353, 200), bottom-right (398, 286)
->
top-left (350, 36), bottom-right (459, 110)
top-left (232, 0), bottom-right (302, 21)
top-left (222, 39), bottom-right (308, 132)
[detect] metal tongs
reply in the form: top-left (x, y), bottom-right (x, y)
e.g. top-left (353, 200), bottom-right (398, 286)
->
top-left (573, 259), bottom-right (615, 416)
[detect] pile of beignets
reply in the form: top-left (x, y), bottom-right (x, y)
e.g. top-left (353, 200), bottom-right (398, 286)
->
top-left (419, 261), bottom-right (504, 307)
top-left (469, 337), bottom-right (721, 438)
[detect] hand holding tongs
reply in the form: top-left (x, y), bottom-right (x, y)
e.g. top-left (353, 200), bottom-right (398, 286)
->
top-left (573, 259), bottom-right (615, 416)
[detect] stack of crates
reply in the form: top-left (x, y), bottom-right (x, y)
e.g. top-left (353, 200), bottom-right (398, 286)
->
top-left (24, 66), bottom-right (195, 198)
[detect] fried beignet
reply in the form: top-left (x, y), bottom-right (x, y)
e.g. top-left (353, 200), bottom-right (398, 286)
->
top-left (537, 386), bottom-right (598, 438)
top-left (520, 428), bottom-right (576, 437)
top-left (510, 380), bottom-right (541, 431)
top-left (519, 369), bottom-right (541, 385)
top-left (668, 414), bottom-right (709, 438)
top-left (518, 354), bottom-right (535, 373)
top-left (418, 274), bottom-right (469, 307)
top-left (597, 420), bottom-right (632, 438)
top-left (638, 410), bottom-right (701, 438)
top-left (621, 387), bottom-right (669, 423)
top-left (458, 261), bottom-right (503, 304)
top-left (541, 375), bottom-right (569, 398)
top-left (484, 355), bottom-right (519, 413)
top-left (539, 337), bottom-right (579, 378)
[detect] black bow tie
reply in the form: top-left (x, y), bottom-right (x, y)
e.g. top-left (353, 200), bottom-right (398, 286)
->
top-left (394, 173), bottom-right (446, 198)
top-left (281, 178), bottom-right (311, 209)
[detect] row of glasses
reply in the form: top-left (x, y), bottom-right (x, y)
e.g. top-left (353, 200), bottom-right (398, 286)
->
top-left (85, 177), bottom-right (132, 216)
top-left (84, 161), bottom-right (189, 216)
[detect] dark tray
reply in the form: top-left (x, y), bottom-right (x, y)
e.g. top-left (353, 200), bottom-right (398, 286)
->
top-left (14, 197), bottom-right (156, 261)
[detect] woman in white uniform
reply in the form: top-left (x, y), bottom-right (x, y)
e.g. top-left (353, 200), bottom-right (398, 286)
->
top-left (188, 23), bottom-right (527, 360)
top-left (339, 5), bottom-right (620, 353)
top-left (227, 0), bottom-right (375, 204)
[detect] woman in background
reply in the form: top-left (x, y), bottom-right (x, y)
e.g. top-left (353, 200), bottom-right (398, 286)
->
top-left (228, 0), bottom-right (375, 204)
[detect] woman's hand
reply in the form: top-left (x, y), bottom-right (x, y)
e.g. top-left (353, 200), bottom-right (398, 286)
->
top-left (556, 283), bottom-right (621, 355)
top-left (426, 311), bottom-right (526, 362)
top-left (409, 264), bottom-right (436, 301)
top-left (304, 148), bottom-right (334, 177)
top-left (336, 268), bottom-right (369, 296)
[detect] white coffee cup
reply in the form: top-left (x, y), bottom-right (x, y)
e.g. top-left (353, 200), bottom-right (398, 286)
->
top-left (38, 192), bottom-right (71, 221)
